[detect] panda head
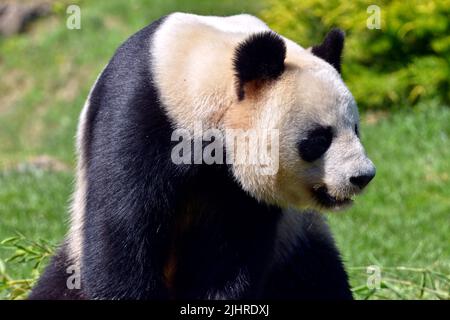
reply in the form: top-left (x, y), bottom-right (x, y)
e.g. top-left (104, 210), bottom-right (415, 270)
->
top-left (224, 29), bottom-right (376, 211)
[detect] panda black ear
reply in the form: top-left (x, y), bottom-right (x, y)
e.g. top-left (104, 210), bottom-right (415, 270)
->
top-left (233, 31), bottom-right (286, 100)
top-left (311, 28), bottom-right (345, 74)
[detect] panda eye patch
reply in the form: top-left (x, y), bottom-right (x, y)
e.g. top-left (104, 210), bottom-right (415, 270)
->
top-left (298, 126), bottom-right (333, 162)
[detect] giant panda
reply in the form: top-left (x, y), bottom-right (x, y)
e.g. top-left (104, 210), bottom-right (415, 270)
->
top-left (29, 13), bottom-right (375, 300)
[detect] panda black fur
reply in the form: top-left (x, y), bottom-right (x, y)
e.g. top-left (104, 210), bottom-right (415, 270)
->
top-left (30, 13), bottom-right (376, 300)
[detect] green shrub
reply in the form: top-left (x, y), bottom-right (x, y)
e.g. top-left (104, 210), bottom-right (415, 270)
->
top-left (261, 0), bottom-right (450, 110)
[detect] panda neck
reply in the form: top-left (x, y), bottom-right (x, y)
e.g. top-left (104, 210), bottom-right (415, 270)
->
top-left (176, 164), bottom-right (281, 221)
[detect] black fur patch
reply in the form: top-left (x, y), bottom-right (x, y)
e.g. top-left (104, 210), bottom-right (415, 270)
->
top-left (233, 31), bottom-right (286, 100)
top-left (311, 29), bottom-right (345, 73)
top-left (264, 210), bottom-right (353, 299)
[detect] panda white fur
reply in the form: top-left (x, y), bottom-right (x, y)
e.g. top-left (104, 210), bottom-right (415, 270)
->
top-left (30, 13), bottom-right (375, 300)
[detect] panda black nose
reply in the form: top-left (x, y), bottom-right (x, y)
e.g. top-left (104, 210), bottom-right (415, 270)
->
top-left (350, 173), bottom-right (375, 190)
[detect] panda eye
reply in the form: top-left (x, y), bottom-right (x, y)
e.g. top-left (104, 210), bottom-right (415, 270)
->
top-left (298, 126), bottom-right (333, 162)
top-left (354, 124), bottom-right (360, 137)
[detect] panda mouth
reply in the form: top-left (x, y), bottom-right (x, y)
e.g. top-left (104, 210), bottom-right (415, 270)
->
top-left (311, 186), bottom-right (353, 209)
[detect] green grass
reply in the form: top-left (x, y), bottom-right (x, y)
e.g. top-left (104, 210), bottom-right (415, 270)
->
top-left (1, 0), bottom-right (449, 299)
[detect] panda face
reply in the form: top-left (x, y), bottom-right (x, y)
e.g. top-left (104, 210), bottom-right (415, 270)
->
top-left (228, 65), bottom-right (375, 211)
top-left (274, 67), bottom-right (375, 210)
top-left (228, 30), bottom-right (375, 211)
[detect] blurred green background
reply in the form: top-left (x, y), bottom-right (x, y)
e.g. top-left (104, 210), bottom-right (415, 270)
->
top-left (0, 0), bottom-right (449, 299)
